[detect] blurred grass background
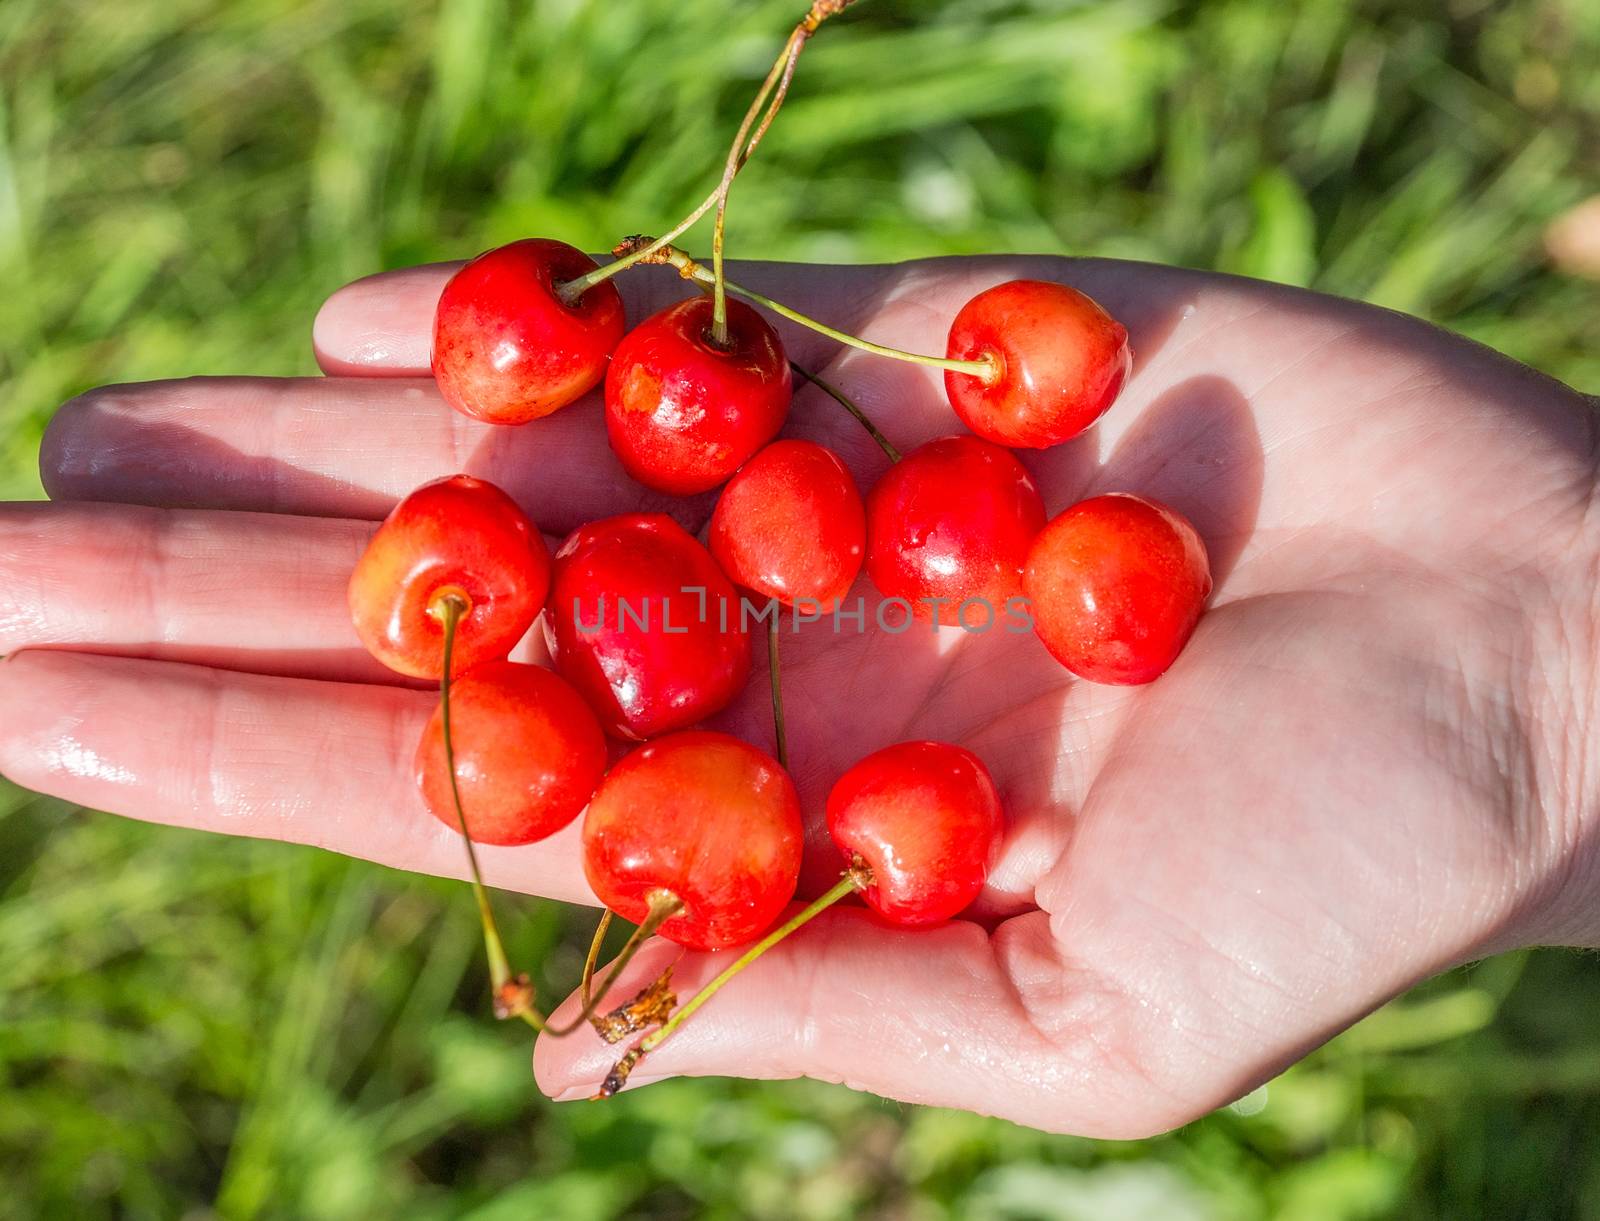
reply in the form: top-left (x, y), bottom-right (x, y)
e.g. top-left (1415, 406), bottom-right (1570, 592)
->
top-left (2, 0), bottom-right (1598, 1216)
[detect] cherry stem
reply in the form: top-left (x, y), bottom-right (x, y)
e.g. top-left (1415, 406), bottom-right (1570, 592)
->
top-left (430, 591), bottom-right (546, 1031)
top-left (543, 890), bottom-right (682, 1038)
top-left (656, 245), bottom-right (996, 379)
top-left (711, 25), bottom-right (805, 346)
top-left (788, 360), bottom-right (901, 463)
top-left (561, 0), bottom-right (858, 313)
top-left (768, 617), bottom-right (788, 769)
top-left (579, 909), bottom-right (614, 1009)
top-left (554, 194), bottom-right (719, 309)
top-left (595, 864), bottom-right (871, 1098)
top-left (666, 257), bottom-right (902, 464)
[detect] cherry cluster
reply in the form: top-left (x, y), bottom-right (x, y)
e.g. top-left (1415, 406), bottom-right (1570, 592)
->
top-left (345, 0), bottom-right (1212, 1095)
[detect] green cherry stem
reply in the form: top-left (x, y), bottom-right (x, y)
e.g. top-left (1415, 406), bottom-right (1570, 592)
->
top-left (655, 245), bottom-right (996, 379)
top-left (710, 0), bottom-right (861, 340)
top-left (561, 0), bottom-right (859, 312)
top-left (743, 1), bottom-right (861, 163)
top-left (709, 23), bottom-right (806, 345)
top-left (426, 601), bottom-right (686, 1040)
top-left (666, 256), bottom-right (904, 464)
top-left (646, 869), bottom-right (864, 1047)
top-left (579, 909), bottom-right (614, 1009)
top-left (596, 864), bottom-right (872, 1098)
top-left (428, 590), bottom-right (546, 1031)
top-left (788, 360), bottom-right (902, 463)
top-left (543, 890), bottom-right (683, 1038)
top-left (554, 196), bottom-right (720, 308)
top-left (768, 616), bottom-right (788, 769)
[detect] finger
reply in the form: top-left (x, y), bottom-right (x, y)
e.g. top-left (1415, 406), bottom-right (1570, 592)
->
top-left (313, 263), bottom-right (460, 376)
top-left (0, 500), bottom-right (557, 678)
top-left (40, 376), bottom-right (702, 530)
top-left (0, 502), bottom-right (402, 683)
top-left (312, 259), bottom-right (894, 377)
top-left (531, 905), bottom-right (1192, 1139)
top-left (0, 650), bottom-right (593, 905)
top-left (50, 258), bottom-right (1202, 527)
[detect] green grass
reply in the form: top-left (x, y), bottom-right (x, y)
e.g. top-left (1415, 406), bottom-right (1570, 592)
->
top-left (3, 0), bottom-right (1599, 1216)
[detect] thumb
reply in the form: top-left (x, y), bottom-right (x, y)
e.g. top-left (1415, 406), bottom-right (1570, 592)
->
top-left (531, 904), bottom-right (1168, 1138)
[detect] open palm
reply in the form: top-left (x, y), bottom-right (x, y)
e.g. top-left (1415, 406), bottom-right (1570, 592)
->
top-left (2, 256), bottom-right (1595, 1137)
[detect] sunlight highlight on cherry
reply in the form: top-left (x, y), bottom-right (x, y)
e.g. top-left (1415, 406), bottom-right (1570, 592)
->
top-left (710, 440), bottom-right (865, 609)
top-left (543, 514), bottom-right (751, 739)
top-left (433, 238), bottom-right (626, 424)
top-left (416, 661), bottom-right (607, 846)
top-left (827, 740), bottom-right (1003, 925)
top-left (1023, 493), bottom-right (1212, 685)
top-left (865, 435), bottom-right (1046, 624)
top-left (582, 731), bottom-right (803, 950)
top-left (348, 475), bottom-right (549, 679)
top-left (945, 279), bottom-right (1131, 448)
top-left (605, 297), bottom-right (792, 495)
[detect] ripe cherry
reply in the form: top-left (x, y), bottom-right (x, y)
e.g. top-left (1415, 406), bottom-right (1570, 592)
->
top-left (544, 514), bottom-right (752, 739)
top-left (433, 238), bottom-right (626, 424)
top-left (865, 435), bottom-right (1046, 625)
top-left (588, 735), bottom-right (1004, 1096)
top-left (349, 474), bottom-right (549, 679)
top-left (582, 731), bottom-right (803, 951)
top-left (415, 661), bottom-right (607, 846)
top-left (709, 440), bottom-right (865, 609)
top-left (944, 279), bottom-right (1131, 449)
top-left (1024, 493), bottom-right (1211, 685)
top-left (826, 740), bottom-right (1002, 925)
top-left (605, 296), bottom-right (792, 495)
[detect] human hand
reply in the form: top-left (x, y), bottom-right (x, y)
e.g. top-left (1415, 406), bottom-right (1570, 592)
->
top-left (2, 255), bottom-right (1595, 1135)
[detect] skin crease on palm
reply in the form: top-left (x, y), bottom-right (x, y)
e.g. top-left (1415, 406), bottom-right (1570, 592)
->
top-left (0, 255), bottom-right (1597, 1138)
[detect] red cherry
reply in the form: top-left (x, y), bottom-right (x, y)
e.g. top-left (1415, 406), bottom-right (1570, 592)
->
top-left (865, 435), bottom-right (1046, 625)
top-left (415, 661), bottom-right (607, 846)
top-left (827, 740), bottom-right (1003, 925)
top-left (582, 731), bottom-right (803, 950)
top-left (543, 514), bottom-right (752, 739)
top-left (709, 440), bottom-right (865, 609)
top-left (432, 238), bottom-right (626, 424)
top-left (1023, 493), bottom-right (1211, 685)
top-left (945, 279), bottom-right (1131, 449)
top-left (349, 475), bottom-right (549, 679)
top-left (604, 297), bottom-right (792, 495)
